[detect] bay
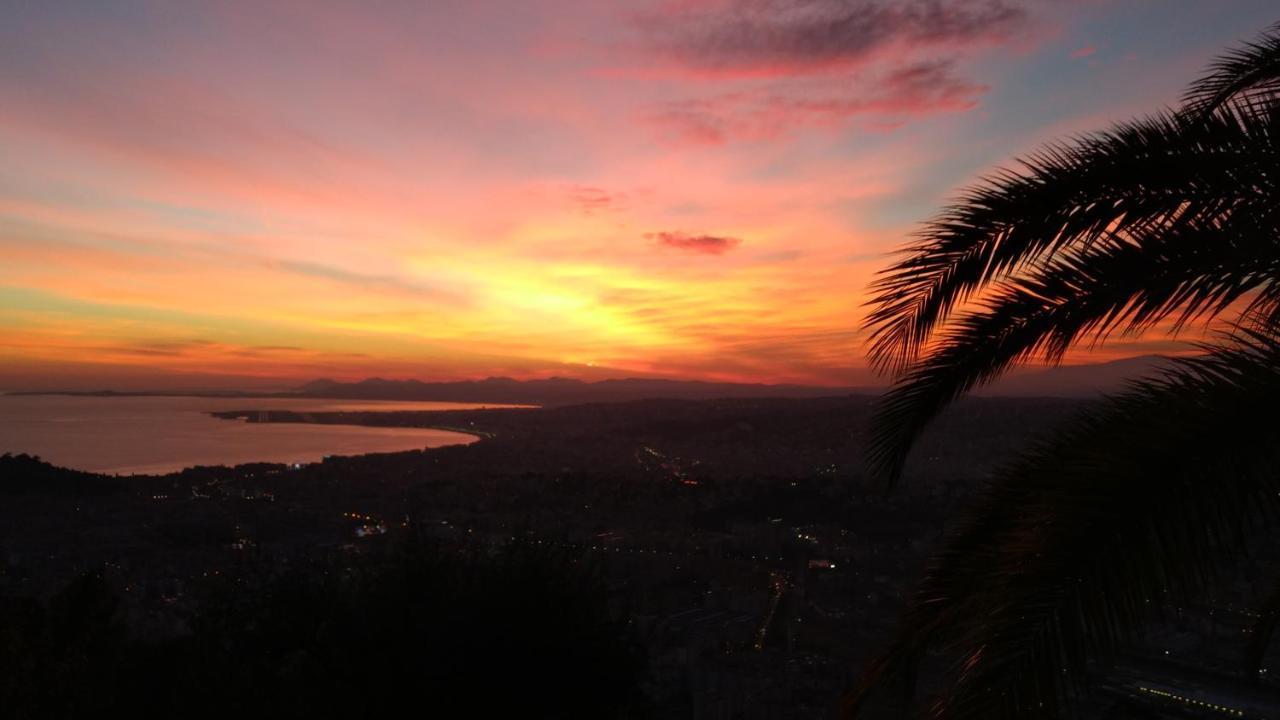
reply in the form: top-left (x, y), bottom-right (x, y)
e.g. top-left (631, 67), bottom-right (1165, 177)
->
top-left (0, 395), bottom-right (515, 475)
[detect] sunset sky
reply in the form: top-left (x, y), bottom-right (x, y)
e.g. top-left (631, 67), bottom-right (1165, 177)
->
top-left (2, 1), bottom-right (1275, 390)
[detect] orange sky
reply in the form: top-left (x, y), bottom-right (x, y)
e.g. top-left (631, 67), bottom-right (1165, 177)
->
top-left (0, 1), bottom-right (1273, 391)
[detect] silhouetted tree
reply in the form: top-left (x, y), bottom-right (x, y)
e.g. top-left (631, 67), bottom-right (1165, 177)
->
top-left (1, 539), bottom-right (648, 719)
top-left (0, 573), bottom-right (128, 719)
top-left (848, 23), bottom-right (1280, 719)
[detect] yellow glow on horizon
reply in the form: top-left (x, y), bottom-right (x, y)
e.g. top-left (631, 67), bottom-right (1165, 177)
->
top-left (0, 1), bottom-right (1242, 390)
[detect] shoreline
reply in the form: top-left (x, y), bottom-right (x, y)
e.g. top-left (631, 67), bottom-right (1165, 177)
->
top-left (2, 398), bottom-right (517, 478)
top-left (205, 407), bottom-right (527, 440)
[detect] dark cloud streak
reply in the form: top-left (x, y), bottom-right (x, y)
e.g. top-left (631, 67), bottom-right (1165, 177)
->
top-left (649, 60), bottom-right (985, 145)
top-left (640, 0), bottom-right (1028, 76)
top-left (567, 185), bottom-right (627, 215)
top-left (632, 1), bottom-right (1030, 144)
top-left (648, 231), bottom-right (743, 255)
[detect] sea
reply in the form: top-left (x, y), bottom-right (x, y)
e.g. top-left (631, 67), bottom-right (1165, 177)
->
top-left (0, 394), bottom-right (514, 475)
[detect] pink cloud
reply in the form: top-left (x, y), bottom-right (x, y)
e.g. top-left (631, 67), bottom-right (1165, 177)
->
top-left (611, 0), bottom-right (1032, 145)
top-left (647, 61), bottom-right (987, 145)
top-left (1071, 45), bottom-right (1097, 59)
top-left (647, 231), bottom-right (744, 254)
top-left (634, 0), bottom-right (1029, 79)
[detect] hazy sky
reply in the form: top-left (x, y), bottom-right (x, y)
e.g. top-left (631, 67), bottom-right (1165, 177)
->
top-left (1, 1), bottom-right (1275, 390)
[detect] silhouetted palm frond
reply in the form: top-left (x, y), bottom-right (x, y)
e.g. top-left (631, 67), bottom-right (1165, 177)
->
top-left (1245, 577), bottom-right (1280, 679)
top-left (865, 104), bottom-right (1278, 378)
top-left (1184, 21), bottom-right (1280, 118)
top-left (868, 205), bottom-right (1280, 480)
top-left (849, 331), bottom-right (1280, 718)
top-left (852, 22), bottom-right (1280, 719)
top-left (864, 26), bottom-right (1280, 483)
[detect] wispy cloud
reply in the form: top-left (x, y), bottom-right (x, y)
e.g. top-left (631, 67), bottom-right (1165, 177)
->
top-left (567, 185), bottom-right (627, 215)
top-left (622, 0), bottom-right (1031, 144)
top-left (635, 0), bottom-right (1028, 78)
top-left (648, 60), bottom-right (986, 145)
top-left (269, 260), bottom-right (470, 305)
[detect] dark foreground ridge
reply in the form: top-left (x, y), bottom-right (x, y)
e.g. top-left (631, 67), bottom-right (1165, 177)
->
top-left (4, 396), bottom-right (1279, 717)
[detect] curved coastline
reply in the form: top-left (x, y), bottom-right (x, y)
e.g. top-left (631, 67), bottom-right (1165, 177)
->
top-left (0, 395), bottom-right (525, 476)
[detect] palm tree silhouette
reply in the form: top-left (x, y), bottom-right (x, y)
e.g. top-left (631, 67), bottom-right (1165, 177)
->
top-left (848, 24), bottom-right (1280, 719)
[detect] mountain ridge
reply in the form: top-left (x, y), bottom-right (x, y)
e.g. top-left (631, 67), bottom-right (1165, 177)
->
top-left (291, 375), bottom-right (865, 406)
top-left (6, 355), bottom-right (1181, 403)
top-left (292, 355), bottom-right (1178, 404)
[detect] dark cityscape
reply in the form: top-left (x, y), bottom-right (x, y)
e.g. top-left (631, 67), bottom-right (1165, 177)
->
top-left (5, 393), bottom-right (1280, 717)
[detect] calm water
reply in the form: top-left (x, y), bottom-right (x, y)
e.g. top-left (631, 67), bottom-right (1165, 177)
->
top-left (0, 395), bottom-right (517, 475)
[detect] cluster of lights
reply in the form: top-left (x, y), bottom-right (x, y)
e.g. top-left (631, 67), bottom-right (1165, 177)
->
top-left (525, 537), bottom-right (791, 563)
top-left (1136, 686), bottom-right (1247, 717)
top-left (754, 571), bottom-right (793, 651)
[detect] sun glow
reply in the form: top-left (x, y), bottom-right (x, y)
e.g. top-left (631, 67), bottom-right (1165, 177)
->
top-left (1, 1), bottom-right (1264, 390)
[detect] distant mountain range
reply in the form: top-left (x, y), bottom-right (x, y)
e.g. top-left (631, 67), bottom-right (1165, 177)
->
top-left (292, 356), bottom-right (1178, 405)
top-left (9, 355), bottom-right (1181, 403)
top-left (293, 376), bottom-right (863, 406)
top-left (981, 355), bottom-right (1174, 397)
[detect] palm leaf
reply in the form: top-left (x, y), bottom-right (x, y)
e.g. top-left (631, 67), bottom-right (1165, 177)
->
top-left (848, 332), bottom-right (1280, 718)
top-left (1184, 22), bottom-right (1280, 118)
top-left (868, 206), bottom-right (1280, 482)
top-left (853, 20), bottom-right (1280, 720)
top-left (1244, 577), bottom-right (1280, 679)
top-left (863, 30), bottom-right (1280, 483)
top-left (865, 104), bottom-right (1278, 374)
top-left (866, 23), bottom-right (1280, 376)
